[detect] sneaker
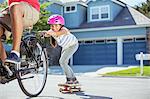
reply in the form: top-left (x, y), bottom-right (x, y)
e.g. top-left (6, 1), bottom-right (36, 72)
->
top-left (5, 52), bottom-right (21, 63)
top-left (72, 77), bottom-right (79, 84)
top-left (66, 77), bottom-right (79, 84)
top-left (66, 78), bottom-right (73, 84)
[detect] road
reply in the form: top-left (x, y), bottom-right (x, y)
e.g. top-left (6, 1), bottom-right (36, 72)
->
top-left (0, 75), bottom-right (150, 99)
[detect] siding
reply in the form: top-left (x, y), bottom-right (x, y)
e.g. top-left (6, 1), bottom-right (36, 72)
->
top-left (47, 3), bottom-right (63, 15)
top-left (64, 4), bottom-right (87, 28)
top-left (73, 27), bottom-right (146, 40)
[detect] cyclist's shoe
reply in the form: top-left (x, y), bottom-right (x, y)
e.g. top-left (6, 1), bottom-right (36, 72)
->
top-left (5, 52), bottom-right (21, 63)
top-left (72, 77), bottom-right (79, 84)
top-left (0, 60), bottom-right (3, 66)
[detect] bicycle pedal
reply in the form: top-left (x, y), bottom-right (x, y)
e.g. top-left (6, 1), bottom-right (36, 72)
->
top-left (0, 75), bottom-right (16, 84)
top-left (4, 61), bottom-right (20, 76)
top-left (4, 60), bottom-right (21, 66)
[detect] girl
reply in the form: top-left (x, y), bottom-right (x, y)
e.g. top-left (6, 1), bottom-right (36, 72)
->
top-left (44, 14), bottom-right (79, 84)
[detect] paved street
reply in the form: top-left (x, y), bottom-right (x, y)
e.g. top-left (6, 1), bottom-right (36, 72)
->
top-left (0, 75), bottom-right (150, 99)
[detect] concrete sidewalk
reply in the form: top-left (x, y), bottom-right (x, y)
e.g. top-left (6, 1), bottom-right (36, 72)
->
top-left (82, 66), bottom-right (138, 77)
top-left (0, 75), bottom-right (149, 99)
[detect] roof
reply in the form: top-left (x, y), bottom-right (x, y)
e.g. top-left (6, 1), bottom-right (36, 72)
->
top-left (87, 0), bottom-right (126, 6)
top-left (127, 6), bottom-right (150, 25)
top-left (48, 0), bottom-right (87, 7)
top-left (71, 6), bottom-right (150, 29)
top-left (48, 0), bottom-right (63, 5)
top-left (62, 0), bottom-right (87, 7)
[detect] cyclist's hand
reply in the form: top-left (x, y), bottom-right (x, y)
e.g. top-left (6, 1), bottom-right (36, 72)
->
top-left (1, 7), bottom-right (9, 14)
top-left (0, 7), bottom-right (9, 17)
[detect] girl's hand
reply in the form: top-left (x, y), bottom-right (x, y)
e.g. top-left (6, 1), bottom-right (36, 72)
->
top-left (40, 31), bottom-right (48, 38)
top-left (46, 30), bottom-right (56, 36)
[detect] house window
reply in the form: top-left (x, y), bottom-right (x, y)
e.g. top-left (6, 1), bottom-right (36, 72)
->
top-left (64, 5), bottom-right (77, 13)
top-left (135, 37), bottom-right (146, 42)
top-left (106, 39), bottom-right (117, 43)
top-left (95, 40), bottom-right (105, 44)
top-left (90, 5), bottom-right (110, 21)
top-left (123, 38), bottom-right (134, 42)
top-left (101, 6), bottom-right (109, 19)
top-left (91, 8), bottom-right (99, 20)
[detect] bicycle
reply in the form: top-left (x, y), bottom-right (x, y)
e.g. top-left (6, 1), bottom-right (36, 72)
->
top-left (0, 21), bottom-right (48, 97)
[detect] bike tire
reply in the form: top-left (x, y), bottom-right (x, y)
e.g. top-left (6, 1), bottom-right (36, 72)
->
top-left (16, 35), bottom-right (48, 97)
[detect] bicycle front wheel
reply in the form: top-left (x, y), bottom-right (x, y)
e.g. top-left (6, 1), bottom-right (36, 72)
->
top-left (16, 36), bottom-right (48, 97)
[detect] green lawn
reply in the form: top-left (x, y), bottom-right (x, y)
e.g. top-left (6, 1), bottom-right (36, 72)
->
top-left (102, 66), bottom-right (150, 77)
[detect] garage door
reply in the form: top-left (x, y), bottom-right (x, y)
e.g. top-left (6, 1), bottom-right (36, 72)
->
top-left (74, 39), bottom-right (117, 65)
top-left (123, 38), bottom-right (146, 65)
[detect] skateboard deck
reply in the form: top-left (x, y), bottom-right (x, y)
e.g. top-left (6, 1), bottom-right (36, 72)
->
top-left (58, 83), bottom-right (81, 93)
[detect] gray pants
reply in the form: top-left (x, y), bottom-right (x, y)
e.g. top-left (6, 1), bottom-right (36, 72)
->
top-left (59, 43), bottom-right (79, 79)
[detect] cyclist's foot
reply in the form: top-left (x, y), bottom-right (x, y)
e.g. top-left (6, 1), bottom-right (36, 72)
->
top-left (5, 52), bottom-right (21, 63)
top-left (0, 60), bottom-right (3, 66)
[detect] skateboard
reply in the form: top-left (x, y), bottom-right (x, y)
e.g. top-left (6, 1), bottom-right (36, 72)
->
top-left (58, 83), bottom-right (81, 93)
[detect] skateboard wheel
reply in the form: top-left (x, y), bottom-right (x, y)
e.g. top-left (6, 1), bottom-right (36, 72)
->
top-left (59, 88), bottom-right (63, 92)
top-left (78, 88), bottom-right (81, 91)
top-left (70, 89), bottom-right (73, 93)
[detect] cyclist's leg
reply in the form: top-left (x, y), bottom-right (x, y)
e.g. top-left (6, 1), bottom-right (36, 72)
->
top-left (0, 13), bottom-right (11, 62)
top-left (0, 26), bottom-right (7, 62)
top-left (9, 4), bottom-right (24, 53)
top-left (6, 2), bottom-right (39, 62)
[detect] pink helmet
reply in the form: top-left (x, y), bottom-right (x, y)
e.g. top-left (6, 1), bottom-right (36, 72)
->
top-left (47, 14), bottom-right (65, 25)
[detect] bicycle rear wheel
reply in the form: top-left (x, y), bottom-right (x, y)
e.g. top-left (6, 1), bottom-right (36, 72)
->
top-left (16, 35), bottom-right (48, 97)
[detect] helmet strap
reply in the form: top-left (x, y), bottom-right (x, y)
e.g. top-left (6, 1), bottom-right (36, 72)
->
top-left (59, 25), bottom-right (64, 31)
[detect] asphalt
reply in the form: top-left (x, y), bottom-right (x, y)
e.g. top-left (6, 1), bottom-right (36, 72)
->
top-left (0, 74), bottom-right (150, 99)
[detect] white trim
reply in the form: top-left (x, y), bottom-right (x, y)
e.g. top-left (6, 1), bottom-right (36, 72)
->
top-left (78, 35), bottom-right (146, 41)
top-left (64, 5), bottom-right (77, 13)
top-left (61, 6), bottom-right (63, 16)
top-left (70, 24), bottom-right (150, 32)
top-left (117, 37), bottom-right (123, 65)
top-left (90, 5), bottom-right (110, 22)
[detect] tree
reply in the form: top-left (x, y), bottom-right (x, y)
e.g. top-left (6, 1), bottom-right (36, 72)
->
top-left (135, 0), bottom-right (150, 18)
top-left (0, 1), bottom-right (7, 10)
top-left (33, 2), bottom-right (52, 31)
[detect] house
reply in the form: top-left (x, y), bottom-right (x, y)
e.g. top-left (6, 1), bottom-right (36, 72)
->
top-left (1, 0), bottom-right (149, 66)
top-left (46, 0), bottom-right (150, 66)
